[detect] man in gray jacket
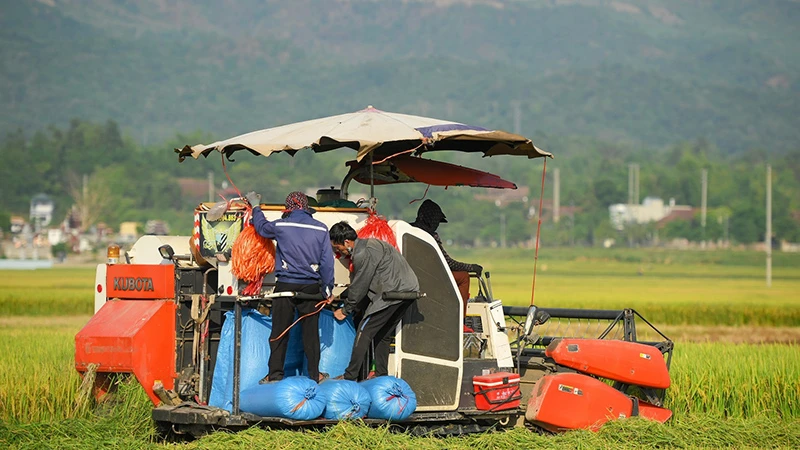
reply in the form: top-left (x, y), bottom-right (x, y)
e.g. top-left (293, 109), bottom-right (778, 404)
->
top-left (329, 221), bottom-right (420, 381)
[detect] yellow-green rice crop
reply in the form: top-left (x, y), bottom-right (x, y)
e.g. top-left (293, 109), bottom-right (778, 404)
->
top-left (0, 317), bottom-right (92, 423)
top-left (667, 343), bottom-right (800, 418)
top-left (2, 319), bottom-right (797, 424)
top-left (4, 247), bottom-right (800, 327)
top-left (457, 248), bottom-right (800, 327)
top-left (1, 313), bottom-right (799, 448)
top-left (0, 267), bottom-right (95, 316)
top-left (1, 249), bottom-right (799, 430)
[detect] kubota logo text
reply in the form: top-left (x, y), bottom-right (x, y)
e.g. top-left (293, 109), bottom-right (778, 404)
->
top-left (113, 277), bottom-right (155, 291)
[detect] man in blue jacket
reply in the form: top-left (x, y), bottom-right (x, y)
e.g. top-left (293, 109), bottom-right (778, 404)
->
top-left (246, 190), bottom-right (335, 383)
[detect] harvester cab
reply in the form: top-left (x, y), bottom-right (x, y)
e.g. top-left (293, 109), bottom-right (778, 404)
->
top-left (75, 107), bottom-right (675, 438)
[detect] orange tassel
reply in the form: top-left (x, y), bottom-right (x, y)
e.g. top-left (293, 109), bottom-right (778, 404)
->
top-left (231, 223), bottom-right (276, 295)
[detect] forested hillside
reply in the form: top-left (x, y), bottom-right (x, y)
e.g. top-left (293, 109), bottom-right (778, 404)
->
top-left (1, 0), bottom-right (798, 152)
top-left (1, 1), bottom-right (798, 248)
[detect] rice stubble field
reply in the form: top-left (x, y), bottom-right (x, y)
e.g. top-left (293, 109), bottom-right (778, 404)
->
top-left (1, 248), bottom-right (799, 449)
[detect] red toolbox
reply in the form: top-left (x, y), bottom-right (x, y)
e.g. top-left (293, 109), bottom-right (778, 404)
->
top-left (472, 371), bottom-right (522, 411)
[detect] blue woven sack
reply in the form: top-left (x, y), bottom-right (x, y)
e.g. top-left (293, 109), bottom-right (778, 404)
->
top-left (240, 376), bottom-right (326, 420)
top-left (360, 376), bottom-right (417, 420)
top-left (303, 309), bottom-right (356, 378)
top-left (317, 379), bottom-right (371, 420)
top-left (208, 309), bottom-right (304, 411)
top-left (208, 309), bottom-right (271, 411)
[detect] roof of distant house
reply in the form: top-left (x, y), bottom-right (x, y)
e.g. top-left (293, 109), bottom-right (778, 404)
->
top-left (178, 178), bottom-right (209, 199)
top-left (473, 186), bottom-right (530, 206)
top-left (656, 208), bottom-right (696, 228)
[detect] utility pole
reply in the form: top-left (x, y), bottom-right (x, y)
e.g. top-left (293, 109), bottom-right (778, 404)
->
top-left (701, 168), bottom-right (708, 248)
top-left (553, 168), bottom-right (560, 223)
top-left (82, 173), bottom-right (89, 232)
top-left (512, 101), bottom-right (522, 135)
top-left (628, 164), bottom-right (634, 205)
top-left (628, 163), bottom-right (640, 205)
top-left (627, 163), bottom-right (640, 236)
top-left (570, 202), bottom-right (575, 247)
top-left (627, 164), bottom-right (634, 243)
top-left (724, 215), bottom-right (729, 245)
top-left (766, 165), bottom-right (772, 288)
top-left (208, 171), bottom-right (214, 203)
top-left (500, 213), bottom-right (506, 248)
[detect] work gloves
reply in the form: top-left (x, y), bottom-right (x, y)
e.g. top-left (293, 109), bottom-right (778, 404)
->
top-left (245, 191), bottom-right (261, 207)
top-left (469, 264), bottom-right (483, 277)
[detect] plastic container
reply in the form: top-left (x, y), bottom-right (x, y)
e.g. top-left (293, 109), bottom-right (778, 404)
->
top-left (472, 371), bottom-right (521, 411)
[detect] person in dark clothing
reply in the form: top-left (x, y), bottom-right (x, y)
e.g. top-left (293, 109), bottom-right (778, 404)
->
top-left (246, 190), bottom-right (335, 384)
top-left (410, 199), bottom-right (482, 330)
top-left (329, 221), bottom-right (419, 381)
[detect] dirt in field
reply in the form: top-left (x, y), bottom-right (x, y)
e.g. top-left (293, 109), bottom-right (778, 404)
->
top-left (1, 316), bottom-right (797, 345)
top-left (642, 325), bottom-right (800, 345)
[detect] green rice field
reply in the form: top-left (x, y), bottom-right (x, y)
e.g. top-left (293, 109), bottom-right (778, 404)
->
top-left (468, 248), bottom-right (800, 327)
top-left (1, 248), bottom-right (799, 449)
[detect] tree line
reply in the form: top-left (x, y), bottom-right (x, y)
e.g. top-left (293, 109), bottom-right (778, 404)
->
top-left (1, 120), bottom-right (798, 247)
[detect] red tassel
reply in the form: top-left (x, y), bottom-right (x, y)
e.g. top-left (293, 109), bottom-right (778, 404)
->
top-left (358, 211), bottom-right (397, 249)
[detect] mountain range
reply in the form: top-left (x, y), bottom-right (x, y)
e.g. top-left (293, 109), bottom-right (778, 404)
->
top-left (2, 0), bottom-right (798, 154)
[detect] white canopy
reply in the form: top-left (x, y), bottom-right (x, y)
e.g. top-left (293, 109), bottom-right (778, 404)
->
top-left (177, 106), bottom-right (551, 162)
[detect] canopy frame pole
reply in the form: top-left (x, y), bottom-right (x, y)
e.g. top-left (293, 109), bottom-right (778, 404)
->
top-left (369, 152), bottom-right (376, 211)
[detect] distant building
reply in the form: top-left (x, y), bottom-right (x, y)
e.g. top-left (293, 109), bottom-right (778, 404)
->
top-left (474, 187), bottom-right (582, 222)
top-left (47, 228), bottom-right (64, 245)
top-left (609, 197), bottom-right (692, 230)
top-left (145, 220), bottom-right (170, 235)
top-left (178, 177), bottom-right (211, 205)
top-left (656, 208), bottom-right (697, 229)
top-left (474, 186), bottom-right (530, 207)
top-left (780, 240), bottom-right (800, 252)
top-left (30, 193), bottom-right (54, 229)
top-left (537, 199), bottom-right (582, 223)
top-left (10, 216), bottom-right (25, 234)
top-left (119, 222), bottom-right (139, 243)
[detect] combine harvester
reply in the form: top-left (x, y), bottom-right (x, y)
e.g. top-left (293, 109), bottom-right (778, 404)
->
top-left (75, 107), bottom-right (673, 438)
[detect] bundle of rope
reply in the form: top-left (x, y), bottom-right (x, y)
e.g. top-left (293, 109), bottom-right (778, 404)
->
top-left (231, 208), bottom-right (276, 296)
top-left (213, 154), bottom-right (276, 296)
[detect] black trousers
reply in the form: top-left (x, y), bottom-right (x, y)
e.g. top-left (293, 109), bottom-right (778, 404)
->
top-left (350, 297), bottom-right (371, 379)
top-left (344, 300), bottom-right (413, 381)
top-left (267, 281), bottom-right (321, 382)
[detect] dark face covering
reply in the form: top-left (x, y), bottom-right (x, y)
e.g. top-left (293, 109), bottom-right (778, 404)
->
top-left (410, 199), bottom-right (447, 235)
